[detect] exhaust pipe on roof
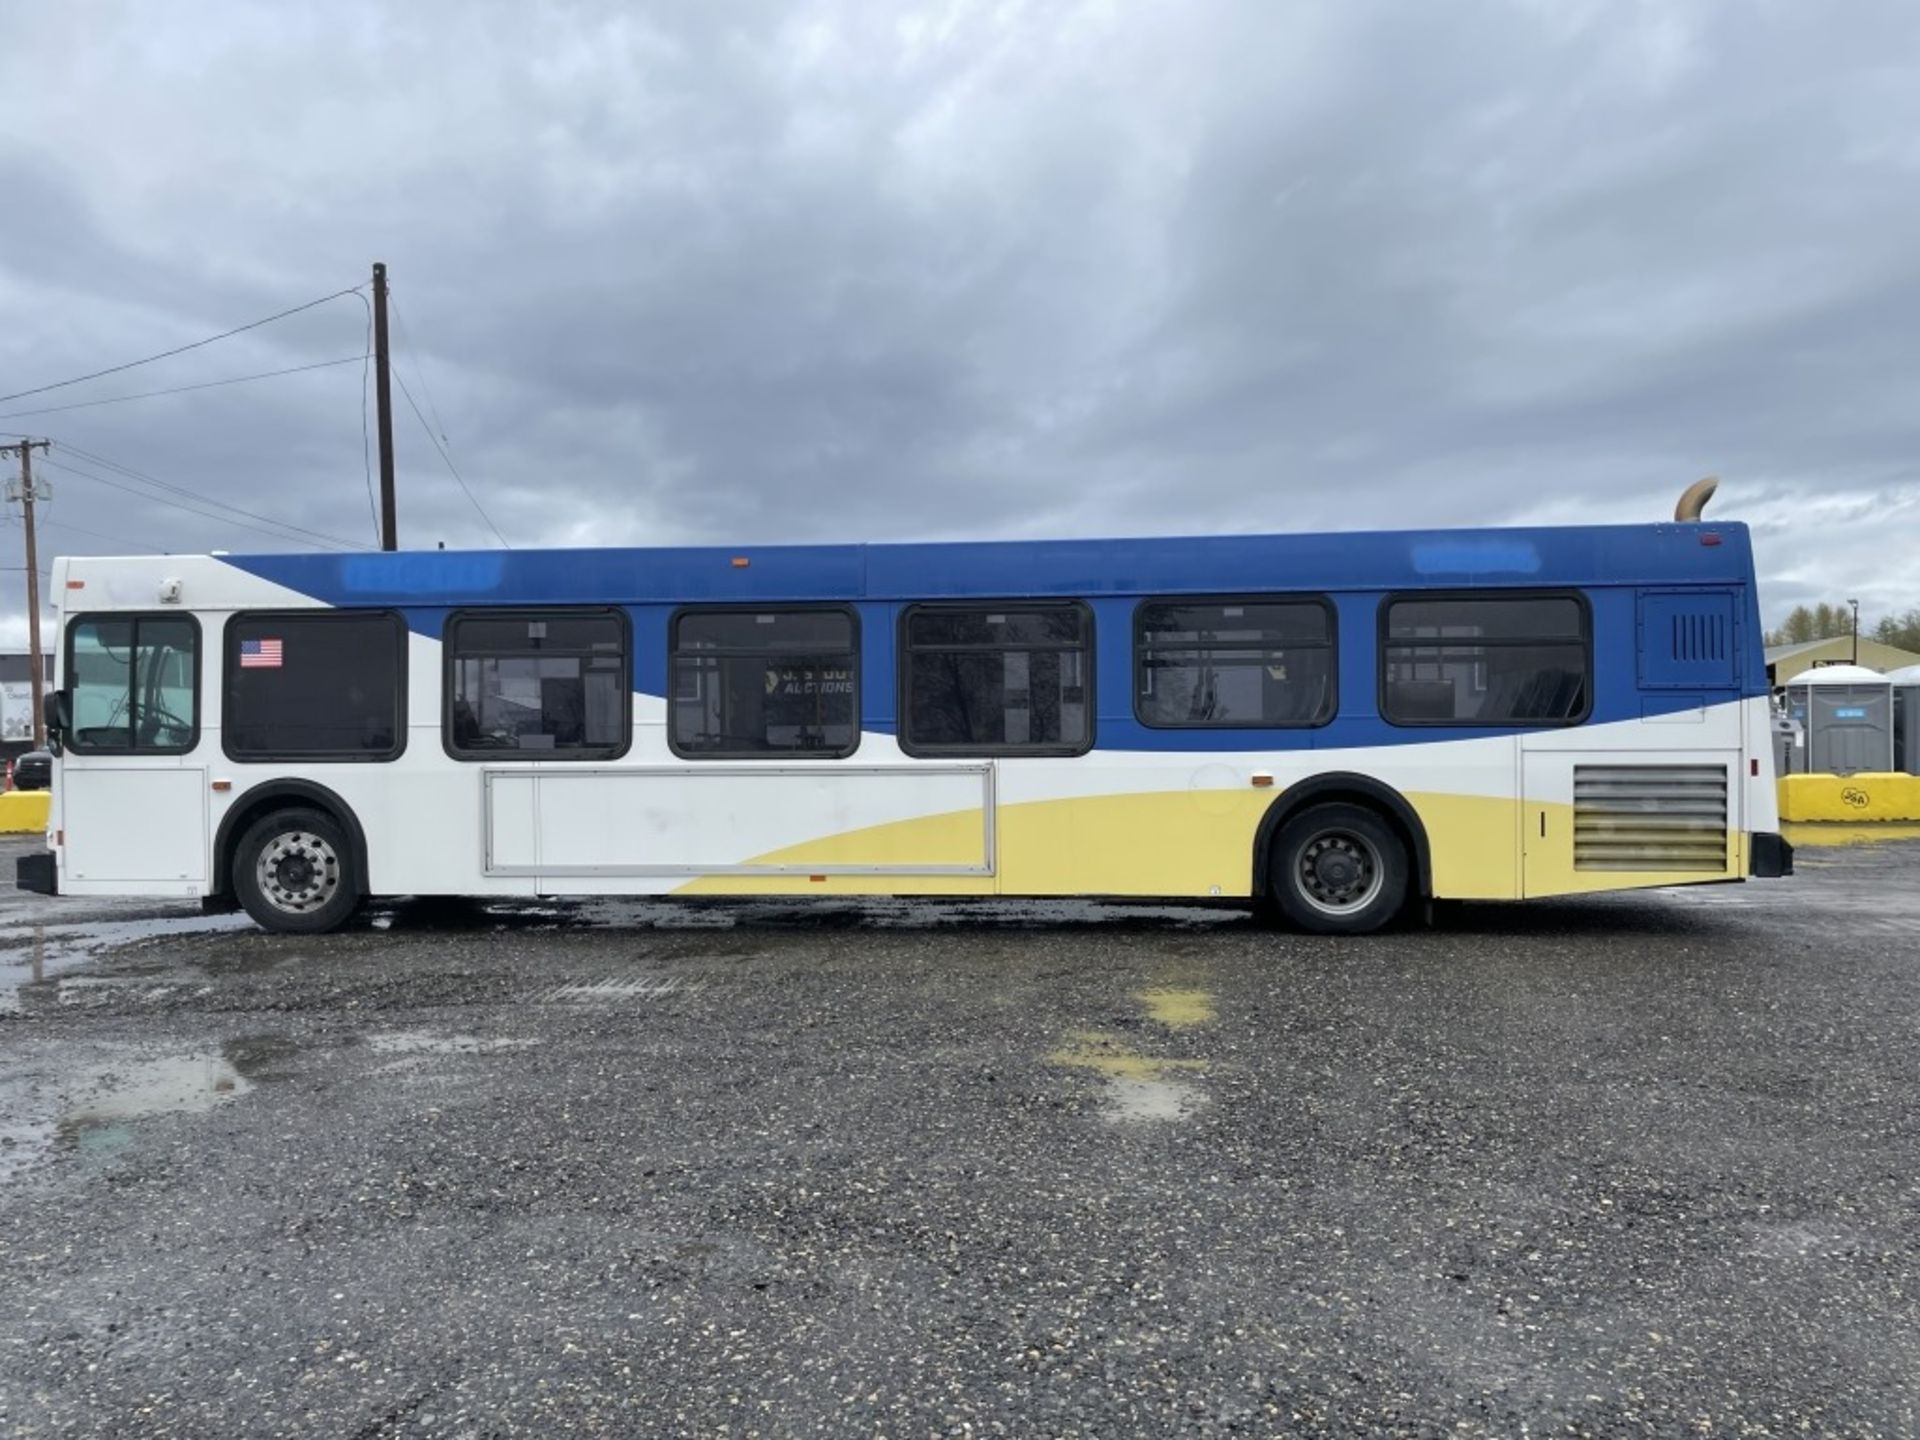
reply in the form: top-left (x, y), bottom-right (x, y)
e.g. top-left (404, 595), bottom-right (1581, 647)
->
top-left (1675, 475), bottom-right (1718, 522)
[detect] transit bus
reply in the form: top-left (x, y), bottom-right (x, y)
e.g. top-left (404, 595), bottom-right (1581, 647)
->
top-left (19, 515), bottom-right (1791, 934)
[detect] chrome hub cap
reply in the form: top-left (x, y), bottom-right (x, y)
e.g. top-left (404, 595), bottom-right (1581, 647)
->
top-left (257, 831), bottom-right (341, 915)
top-left (1298, 831), bottom-right (1384, 916)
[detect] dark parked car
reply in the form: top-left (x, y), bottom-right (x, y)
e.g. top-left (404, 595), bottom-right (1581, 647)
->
top-left (9, 749), bottom-right (51, 791)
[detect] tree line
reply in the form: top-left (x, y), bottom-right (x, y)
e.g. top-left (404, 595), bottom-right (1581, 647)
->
top-left (1767, 604), bottom-right (1920, 651)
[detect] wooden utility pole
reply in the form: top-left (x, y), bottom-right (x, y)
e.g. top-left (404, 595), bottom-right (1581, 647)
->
top-left (372, 261), bottom-right (398, 550)
top-left (2, 439), bottom-right (51, 745)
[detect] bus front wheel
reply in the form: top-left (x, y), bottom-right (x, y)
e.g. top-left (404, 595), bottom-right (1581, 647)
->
top-left (1269, 802), bottom-right (1408, 935)
top-left (233, 807), bottom-right (360, 934)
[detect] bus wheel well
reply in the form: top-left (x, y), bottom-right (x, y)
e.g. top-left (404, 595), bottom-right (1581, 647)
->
top-left (212, 782), bottom-right (369, 898)
top-left (1251, 774), bottom-right (1432, 903)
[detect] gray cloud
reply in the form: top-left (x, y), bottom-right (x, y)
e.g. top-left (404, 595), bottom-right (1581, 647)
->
top-left (2, 0), bottom-right (1917, 649)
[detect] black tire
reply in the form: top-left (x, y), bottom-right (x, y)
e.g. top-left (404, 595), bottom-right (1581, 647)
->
top-left (232, 807), bottom-right (361, 934)
top-left (1268, 802), bottom-right (1409, 935)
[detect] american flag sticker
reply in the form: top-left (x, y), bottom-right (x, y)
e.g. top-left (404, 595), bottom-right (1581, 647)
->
top-left (239, 638), bottom-right (284, 669)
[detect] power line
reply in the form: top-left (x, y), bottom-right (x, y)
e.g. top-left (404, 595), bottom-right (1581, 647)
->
top-left (53, 440), bottom-right (376, 549)
top-left (0, 354), bottom-right (367, 421)
top-left (0, 285), bottom-right (365, 406)
top-left (41, 455), bottom-right (362, 552)
top-left (36, 514), bottom-right (148, 550)
top-left (392, 369), bottom-right (510, 548)
top-left (390, 296), bottom-right (455, 450)
top-left (40, 450), bottom-right (375, 552)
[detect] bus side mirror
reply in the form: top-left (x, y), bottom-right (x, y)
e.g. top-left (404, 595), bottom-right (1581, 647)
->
top-left (42, 689), bottom-right (69, 754)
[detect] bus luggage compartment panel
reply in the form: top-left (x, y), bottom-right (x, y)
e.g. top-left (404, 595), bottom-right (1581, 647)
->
top-left (481, 764), bottom-right (995, 877)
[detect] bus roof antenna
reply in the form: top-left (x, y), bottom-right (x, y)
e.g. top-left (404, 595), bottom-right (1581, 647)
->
top-left (1675, 476), bottom-right (1718, 522)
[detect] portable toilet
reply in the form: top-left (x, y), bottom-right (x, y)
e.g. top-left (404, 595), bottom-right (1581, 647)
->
top-left (1889, 664), bottom-right (1920, 775)
top-left (1782, 664), bottom-right (1894, 775)
top-left (1770, 706), bottom-right (1801, 779)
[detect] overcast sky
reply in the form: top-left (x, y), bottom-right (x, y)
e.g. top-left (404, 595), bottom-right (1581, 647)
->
top-left (2, 0), bottom-right (1917, 645)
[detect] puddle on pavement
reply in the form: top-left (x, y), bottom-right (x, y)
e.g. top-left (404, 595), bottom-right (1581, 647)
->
top-left (1048, 1030), bottom-right (1207, 1123)
top-left (1105, 1076), bottom-right (1202, 1121)
top-left (1, 1044), bottom-right (269, 1185)
top-left (61, 1053), bottom-right (253, 1126)
top-left (0, 911), bottom-right (253, 1013)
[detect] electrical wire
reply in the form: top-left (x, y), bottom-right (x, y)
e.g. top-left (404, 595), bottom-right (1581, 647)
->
top-left (40, 452), bottom-right (375, 552)
top-left (0, 285), bottom-right (365, 406)
top-left (50, 440), bottom-right (377, 550)
top-left (392, 369), bottom-right (511, 548)
top-left (0, 355), bottom-right (367, 421)
top-left (390, 297), bottom-right (455, 451)
top-left (42, 455), bottom-right (363, 552)
top-left (36, 514), bottom-right (148, 550)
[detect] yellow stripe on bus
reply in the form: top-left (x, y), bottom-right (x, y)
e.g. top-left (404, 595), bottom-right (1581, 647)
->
top-left (674, 787), bottom-right (1755, 902)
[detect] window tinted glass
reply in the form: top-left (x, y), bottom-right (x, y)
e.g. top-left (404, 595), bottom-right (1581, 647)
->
top-left (1386, 596), bottom-right (1584, 641)
top-left (1136, 599), bottom-right (1334, 726)
top-left (902, 605), bottom-right (1090, 754)
top-left (678, 610), bottom-right (854, 653)
top-left (226, 613), bottom-right (404, 758)
top-left (906, 609), bottom-right (1086, 649)
top-left (672, 609), bottom-right (858, 757)
top-left (1382, 594), bottom-right (1588, 725)
top-left (68, 615), bottom-right (198, 752)
top-left (446, 610), bottom-right (629, 757)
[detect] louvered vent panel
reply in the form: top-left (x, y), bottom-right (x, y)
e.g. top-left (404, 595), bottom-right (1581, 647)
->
top-left (1670, 610), bottom-right (1728, 664)
top-left (1638, 590), bottom-right (1740, 688)
top-left (1573, 765), bottom-right (1728, 872)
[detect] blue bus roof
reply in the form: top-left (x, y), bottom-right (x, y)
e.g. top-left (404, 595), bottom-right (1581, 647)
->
top-left (224, 522), bottom-right (1755, 608)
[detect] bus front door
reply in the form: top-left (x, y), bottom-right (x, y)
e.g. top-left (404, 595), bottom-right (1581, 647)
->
top-left (55, 613), bottom-right (209, 896)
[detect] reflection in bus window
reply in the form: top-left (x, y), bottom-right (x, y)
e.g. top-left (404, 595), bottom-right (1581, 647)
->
top-left (1136, 598), bottom-right (1334, 727)
top-left (445, 609), bottom-right (629, 759)
top-left (1381, 595), bottom-right (1589, 725)
top-left (671, 609), bottom-right (858, 758)
top-left (901, 604), bottom-right (1091, 756)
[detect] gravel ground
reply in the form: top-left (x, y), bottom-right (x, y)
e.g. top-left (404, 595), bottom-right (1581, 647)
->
top-left (1, 833), bottom-right (1917, 1438)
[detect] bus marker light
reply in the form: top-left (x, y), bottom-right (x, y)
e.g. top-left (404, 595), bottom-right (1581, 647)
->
top-left (1250, 773), bottom-right (1274, 788)
top-left (66, 579), bottom-right (84, 589)
top-left (211, 780), bottom-right (232, 792)
top-left (54, 829), bottom-right (62, 846)
top-left (1699, 532), bottom-right (1722, 546)
top-left (1751, 758), bottom-right (1760, 777)
top-left (731, 557), bottom-right (751, 568)
top-left (810, 874), bottom-right (826, 882)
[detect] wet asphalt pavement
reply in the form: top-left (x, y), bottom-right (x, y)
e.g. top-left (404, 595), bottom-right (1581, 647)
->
top-left (2, 835), bottom-right (1919, 1437)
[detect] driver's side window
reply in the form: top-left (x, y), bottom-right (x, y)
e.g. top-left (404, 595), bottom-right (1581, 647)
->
top-left (66, 614), bottom-right (199, 753)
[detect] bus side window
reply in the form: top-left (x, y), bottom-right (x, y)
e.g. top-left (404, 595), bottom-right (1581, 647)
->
top-left (899, 603), bottom-right (1093, 757)
top-left (1379, 594), bottom-right (1589, 727)
top-left (444, 608), bottom-right (631, 761)
top-left (670, 608), bottom-right (859, 759)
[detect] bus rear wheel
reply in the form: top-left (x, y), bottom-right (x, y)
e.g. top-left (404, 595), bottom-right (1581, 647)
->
top-left (1269, 802), bottom-right (1408, 935)
top-left (233, 808), bottom-right (360, 934)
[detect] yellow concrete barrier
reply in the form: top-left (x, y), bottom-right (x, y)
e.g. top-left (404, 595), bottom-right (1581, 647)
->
top-left (0, 790), bottom-right (50, 834)
top-left (1778, 772), bottom-right (1920, 823)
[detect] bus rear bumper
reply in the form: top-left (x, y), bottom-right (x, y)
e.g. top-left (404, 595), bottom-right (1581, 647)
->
top-left (15, 851), bottom-right (55, 895)
top-left (1749, 833), bottom-right (1793, 879)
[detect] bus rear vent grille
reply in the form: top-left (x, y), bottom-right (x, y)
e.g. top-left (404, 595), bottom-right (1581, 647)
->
top-left (1670, 611), bottom-right (1729, 664)
top-left (1573, 765), bottom-right (1728, 872)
